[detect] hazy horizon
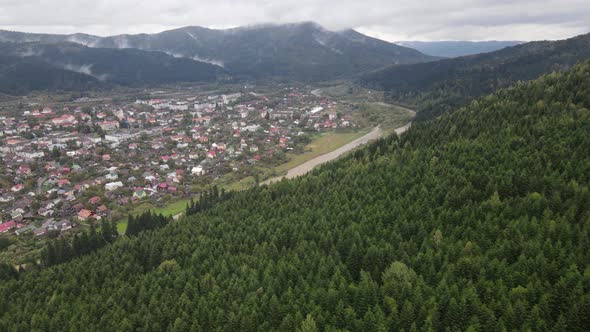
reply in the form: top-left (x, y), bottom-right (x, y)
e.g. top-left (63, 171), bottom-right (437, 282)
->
top-left (1, 0), bottom-right (588, 42)
top-left (3, 21), bottom-right (588, 44)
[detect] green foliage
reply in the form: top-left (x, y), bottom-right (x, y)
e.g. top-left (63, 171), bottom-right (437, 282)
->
top-left (0, 235), bottom-right (14, 252)
top-left (0, 61), bottom-right (590, 330)
top-left (125, 211), bottom-right (169, 236)
top-left (41, 220), bottom-right (118, 267)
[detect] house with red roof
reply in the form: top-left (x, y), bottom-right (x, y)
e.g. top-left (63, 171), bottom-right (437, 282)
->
top-left (17, 165), bottom-right (32, 176)
top-left (57, 179), bottom-right (71, 187)
top-left (89, 196), bottom-right (101, 204)
top-left (78, 209), bottom-right (92, 221)
top-left (98, 120), bottom-right (119, 131)
top-left (0, 221), bottom-right (16, 233)
top-left (11, 184), bottom-right (24, 192)
top-left (51, 114), bottom-right (77, 126)
top-left (96, 205), bottom-right (108, 214)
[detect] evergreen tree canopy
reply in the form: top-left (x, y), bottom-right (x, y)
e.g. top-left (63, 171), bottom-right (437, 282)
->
top-left (1, 61), bottom-right (590, 331)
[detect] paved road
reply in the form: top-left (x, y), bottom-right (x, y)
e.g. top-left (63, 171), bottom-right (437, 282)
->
top-left (263, 114), bottom-right (414, 185)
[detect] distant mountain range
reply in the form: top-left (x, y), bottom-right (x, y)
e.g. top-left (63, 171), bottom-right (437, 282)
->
top-left (395, 40), bottom-right (524, 57)
top-left (362, 32), bottom-right (590, 120)
top-left (0, 22), bottom-right (437, 94)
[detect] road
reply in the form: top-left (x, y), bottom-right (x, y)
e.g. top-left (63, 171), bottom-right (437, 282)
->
top-left (263, 112), bottom-right (414, 184)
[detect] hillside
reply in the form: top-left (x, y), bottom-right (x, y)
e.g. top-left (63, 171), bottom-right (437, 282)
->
top-left (396, 40), bottom-right (523, 57)
top-left (0, 54), bottom-right (102, 95)
top-left (0, 23), bottom-right (436, 80)
top-left (0, 42), bottom-right (222, 94)
top-left (362, 32), bottom-right (590, 120)
top-left (1, 61), bottom-right (589, 330)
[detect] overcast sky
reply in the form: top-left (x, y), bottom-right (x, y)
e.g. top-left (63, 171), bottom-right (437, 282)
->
top-left (0, 0), bottom-right (589, 41)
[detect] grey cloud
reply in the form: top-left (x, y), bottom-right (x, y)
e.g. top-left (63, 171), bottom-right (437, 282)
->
top-left (0, 0), bottom-right (588, 41)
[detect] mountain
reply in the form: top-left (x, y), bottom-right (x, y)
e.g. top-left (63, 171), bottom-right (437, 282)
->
top-left (396, 40), bottom-right (524, 57)
top-left (0, 42), bottom-right (223, 94)
top-left (0, 54), bottom-right (102, 95)
top-left (1, 60), bottom-right (590, 330)
top-left (0, 22), bottom-right (437, 80)
top-left (361, 32), bottom-right (590, 120)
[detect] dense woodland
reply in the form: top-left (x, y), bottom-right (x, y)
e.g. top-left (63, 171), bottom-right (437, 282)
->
top-left (0, 54), bottom-right (102, 95)
top-left (0, 42), bottom-right (222, 95)
top-left (0, 61), bottom-right (590, 331)
top-left (361, 32), bottom-right (590, 121)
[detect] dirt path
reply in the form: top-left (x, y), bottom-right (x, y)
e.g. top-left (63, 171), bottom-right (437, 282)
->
top-left (264, 113), bottom-right (413, 184)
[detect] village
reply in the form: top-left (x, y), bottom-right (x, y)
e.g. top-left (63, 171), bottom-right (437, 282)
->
top-left (0, 85), bottom-right (359, 244)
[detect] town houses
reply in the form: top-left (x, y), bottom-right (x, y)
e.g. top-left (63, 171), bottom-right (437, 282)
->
top-left (0, 85), bottom-right (357, 241)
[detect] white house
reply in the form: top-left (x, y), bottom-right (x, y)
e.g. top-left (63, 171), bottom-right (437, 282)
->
top-left (104, 181), bottom-right (124, 191)
top-left (191, 166), bottom-right (205, 176)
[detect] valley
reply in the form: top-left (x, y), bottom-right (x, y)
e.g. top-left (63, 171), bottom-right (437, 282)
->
top-left (0, 14), bottom-right (589, 331)
top-left (0, 80), bottom-right (412, 265)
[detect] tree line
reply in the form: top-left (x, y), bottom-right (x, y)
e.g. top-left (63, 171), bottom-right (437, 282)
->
top-left (43, 219), bottom-right (117, 267)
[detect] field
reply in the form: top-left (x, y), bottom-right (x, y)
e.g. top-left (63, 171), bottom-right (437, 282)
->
top-left (115, 197), bottom-right (191, 234)
top-left (274, 130), bottom-right (369, 174)
top-left (352, 102), bottom-right (415, 133)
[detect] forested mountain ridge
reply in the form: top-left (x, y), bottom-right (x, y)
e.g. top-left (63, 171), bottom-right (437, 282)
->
top-left (1, 61), bottom-right (590, 330)
top-left (0, 23), bottom-right (437, 81)
top-left (0, 42), bottom-right (223, 94)
top-left (0, 54), bottom-right (103, 95)
top-left (361, 32), bottom-right (590, 120)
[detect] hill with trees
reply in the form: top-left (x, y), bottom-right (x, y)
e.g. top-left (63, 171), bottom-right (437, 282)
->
top-left (0, 61), bottom-right (589, 331)
top-left (0, 54), bottom-right (103, 95)
top-left (361, 32), bottom-right (590, 120)
top-left (0, 22), bottom-right (436, 81)
top-left (0, 42), bottom-right (223, 95)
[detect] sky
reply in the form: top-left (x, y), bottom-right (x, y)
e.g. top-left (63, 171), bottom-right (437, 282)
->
top-left (0, 0), bottom-right (589, 41)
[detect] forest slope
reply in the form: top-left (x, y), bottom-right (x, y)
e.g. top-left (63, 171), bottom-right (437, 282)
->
top-left (0, 42), bottom-right (223, 94)
top-left (361, 32), bottom-right (590, 120)
top-left (1, 61), bottom-right (590, 331)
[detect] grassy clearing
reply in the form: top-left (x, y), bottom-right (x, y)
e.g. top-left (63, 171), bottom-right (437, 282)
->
top-left (221, 176), bottom-right (256, 192)
top-left (114, 198), bottom-right (190, 234)
top-left (317, 82), bottom-right (386, 103)
top-left (116, 221), bottom-right (128, 234)
top-left (275, 130), bottom-right (368, 174)
top-left (353, 103), bottom-right (414, 133)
